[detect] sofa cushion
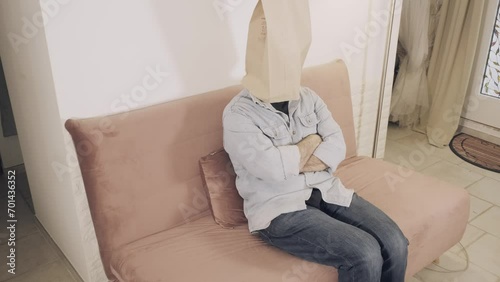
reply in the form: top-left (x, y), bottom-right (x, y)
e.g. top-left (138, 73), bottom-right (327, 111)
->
top-left (111, 215), bottom-right (337, 282)
top-left (111, 157), bottom-right (469, 281)
top-left (199, 148), bottom-right (247, 228)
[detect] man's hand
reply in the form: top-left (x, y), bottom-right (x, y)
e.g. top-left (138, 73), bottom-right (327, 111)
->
top-left (301, 155), bottom-right (329, 172)
top-left (297, 134), bottom-right (322, 171)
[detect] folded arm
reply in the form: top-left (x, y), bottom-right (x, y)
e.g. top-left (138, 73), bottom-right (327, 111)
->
top-left (223, 90), bottom-right (345, 180)
top-left (223, 112), bottom-right (302, 182)
top-left (306, 89), bottom-right (347, 173)
top-left (301, 154), bottom-right (329, 173)
top-left (297, 134), bottom-right (323, 172)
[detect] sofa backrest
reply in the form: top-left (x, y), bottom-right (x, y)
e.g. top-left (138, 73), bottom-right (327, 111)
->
top-left (65, 60), bottom-right (356, 280)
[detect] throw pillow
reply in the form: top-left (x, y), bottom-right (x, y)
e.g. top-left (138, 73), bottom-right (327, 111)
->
top-left (199, 148), bottom-right (247, 228)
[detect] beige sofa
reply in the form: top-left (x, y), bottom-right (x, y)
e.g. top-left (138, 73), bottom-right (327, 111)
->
top-left (65, 61), bottom-right (469, 282)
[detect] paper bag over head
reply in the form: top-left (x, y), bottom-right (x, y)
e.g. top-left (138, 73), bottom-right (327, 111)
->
top-left (242, 0), bottom-right (312, 103)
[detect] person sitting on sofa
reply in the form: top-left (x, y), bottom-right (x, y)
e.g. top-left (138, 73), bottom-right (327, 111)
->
top-left (222, 86), bottom-right (409, 282)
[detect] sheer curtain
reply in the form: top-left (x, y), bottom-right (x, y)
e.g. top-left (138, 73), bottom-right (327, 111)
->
top-left (416, 0), bottom-right (485, 147)
top-left (389, 0), bottom-right (431, 127)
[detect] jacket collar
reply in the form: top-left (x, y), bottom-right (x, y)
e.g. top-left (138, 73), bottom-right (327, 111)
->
top-left (248, 90), bottom-right (300, 115)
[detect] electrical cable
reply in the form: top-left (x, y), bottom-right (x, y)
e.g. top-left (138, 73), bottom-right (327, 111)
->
top-left (413, 242), bottom-right (470, 281)
top-left (424, 242), bottom-right (469, 273)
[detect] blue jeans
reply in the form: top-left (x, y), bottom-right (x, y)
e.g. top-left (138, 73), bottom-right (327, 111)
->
top-left (257, 191), bottom-right (408, 282)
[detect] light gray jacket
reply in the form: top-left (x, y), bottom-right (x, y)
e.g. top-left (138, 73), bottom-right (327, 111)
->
top-left (223, 87), bottom-right (354, 232)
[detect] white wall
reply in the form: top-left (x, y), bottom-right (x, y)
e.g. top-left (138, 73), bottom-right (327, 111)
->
top-left (0, 0), bottom-right (89, 280)
top-left (46, 0), bottom-right (400, 153)
top-left (0, 0), bottom-right (401, 280)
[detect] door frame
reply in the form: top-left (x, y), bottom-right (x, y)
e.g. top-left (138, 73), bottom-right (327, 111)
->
top-left (462, 0), bottom-right (500, 140)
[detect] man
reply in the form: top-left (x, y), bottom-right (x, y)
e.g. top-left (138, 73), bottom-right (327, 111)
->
top-left (223, 86), bottom-right (408, 282)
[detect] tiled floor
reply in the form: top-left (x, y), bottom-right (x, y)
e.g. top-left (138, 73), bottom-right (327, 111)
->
top-left (1, 125), bottom-right (499, 282)
top-left (385, 124), bottom-right (500, 282)
top-left (0, 165), bottom-right (83, 282)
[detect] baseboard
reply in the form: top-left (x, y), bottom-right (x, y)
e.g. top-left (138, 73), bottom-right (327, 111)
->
top-left (459, 118), bottom-right (500, 146)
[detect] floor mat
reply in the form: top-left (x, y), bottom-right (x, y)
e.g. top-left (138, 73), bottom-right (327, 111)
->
top-left (450, 133), bottom-right (500, 173)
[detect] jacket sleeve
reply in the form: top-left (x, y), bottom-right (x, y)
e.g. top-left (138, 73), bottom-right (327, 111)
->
top-left (309, 90), bottom-right (347, 172)
top-left (223, 112), bottom-right (300, 182)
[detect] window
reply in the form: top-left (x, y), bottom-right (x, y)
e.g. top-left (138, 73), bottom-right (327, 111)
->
top-left (481, 2), bottom-right (500, 99)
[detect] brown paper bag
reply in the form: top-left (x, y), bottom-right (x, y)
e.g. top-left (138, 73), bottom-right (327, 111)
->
top-left (242, 0), bottom-right (312, 103)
